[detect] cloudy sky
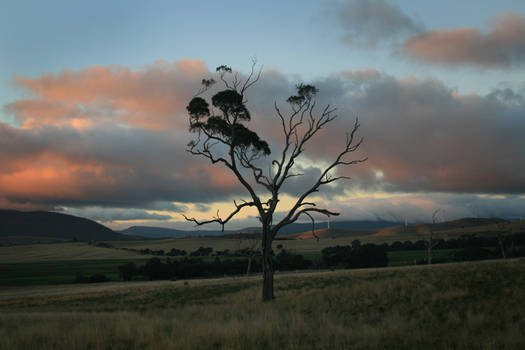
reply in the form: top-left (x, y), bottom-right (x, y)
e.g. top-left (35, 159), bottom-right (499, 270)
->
top-left (2, 0), bottom-right (525, 230)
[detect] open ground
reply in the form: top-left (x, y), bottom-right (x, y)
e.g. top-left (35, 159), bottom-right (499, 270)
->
top-left (1, 259), bottom-right (524, 349)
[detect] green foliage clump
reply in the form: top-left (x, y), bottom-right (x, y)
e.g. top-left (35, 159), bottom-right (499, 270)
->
top-left (186, 67), bottom-right (271, 156)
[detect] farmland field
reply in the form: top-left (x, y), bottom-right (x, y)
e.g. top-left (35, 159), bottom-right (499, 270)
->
top-left (0, 242), bottom-right (153, 286)
top-left (1, 259), bottom-right (524, 349)
top-left (0, 237), bottom-right (503, 286)
top-left (0, 259), bottom-right (151, 286)
top-left (0, 242), bottom-right (149, 263)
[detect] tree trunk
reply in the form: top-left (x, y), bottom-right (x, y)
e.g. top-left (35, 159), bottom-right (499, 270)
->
top-left (427, 231), bottom-right (433, 265)
top-left (261, 226), bottom-right (274, 301)
top-left (498, 234), bottom-right (506, 259)
top-left (246, 256), bottom-right (252, 276)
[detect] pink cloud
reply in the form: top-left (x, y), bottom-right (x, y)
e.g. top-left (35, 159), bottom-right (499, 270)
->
top-left (6, 59), bottom-right (209, 130)
top-left (402, 13), bottom-right (525, 68)
top-left (2, 61), bottom-right (524, 215)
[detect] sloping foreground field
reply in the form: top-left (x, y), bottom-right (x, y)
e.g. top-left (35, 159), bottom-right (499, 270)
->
top-left (1, 259), bottom-right (524, 349)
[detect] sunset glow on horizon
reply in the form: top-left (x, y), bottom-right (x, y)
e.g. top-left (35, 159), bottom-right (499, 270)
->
top-left (2, 0), bottom-right (525, 230)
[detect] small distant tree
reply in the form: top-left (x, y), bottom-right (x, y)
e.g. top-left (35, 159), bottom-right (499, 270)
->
top-left (240, 235), bottom-right (259, 276)
top-left (183, 62), bottom-right (366, 301)
top-left (496, 221), bottom-right (508, 259)
top-left (425, 209), bottom-right (440, 265)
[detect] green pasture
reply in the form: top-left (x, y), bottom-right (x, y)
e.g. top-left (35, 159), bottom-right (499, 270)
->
top-left (0, 259), bottom-right (149, 286)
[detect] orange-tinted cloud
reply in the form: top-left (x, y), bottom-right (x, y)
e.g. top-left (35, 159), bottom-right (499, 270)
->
top-left (2, 61), bottom-right (525, 221)
top-left (402, 13), bottom-right (525, 68)
top-left (6, 59), bottom-right (209, 130)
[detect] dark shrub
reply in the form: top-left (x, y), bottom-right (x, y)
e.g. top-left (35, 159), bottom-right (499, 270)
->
top-left (118, 262), bottom-right (138, 281)
top-left (190, 246), bottom-right (213, 256)
top-left (275, 250), bottom-right (311, 271)
top-left (322, 244), bottom-right (388, 268)
top-left (89, 273), bottom-right (110, 283)
top-left (455, 247), bottom-right (493, 261)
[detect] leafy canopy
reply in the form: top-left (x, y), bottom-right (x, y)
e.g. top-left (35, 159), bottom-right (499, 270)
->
top-left (187, 82), bottom-right (270, 156)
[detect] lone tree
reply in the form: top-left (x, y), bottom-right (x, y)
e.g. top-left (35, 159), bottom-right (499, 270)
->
top-left (184, 63), bottom-right (366, 301)
top-left (496, 221), bottom-right (508, 259)
top-left (425, 209), bottom-right (440, 265)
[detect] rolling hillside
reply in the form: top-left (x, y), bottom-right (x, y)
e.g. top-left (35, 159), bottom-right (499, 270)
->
top-left (289, 228), bottom-right (372, 240)
top-left (0, 210), bottom-right (128, 243)
top-left (289, 217), bottom-right (523, 241)
top-left (373, 217), bottom-right (519, 240)
top-left (121, 220), bottom-right (403, 239)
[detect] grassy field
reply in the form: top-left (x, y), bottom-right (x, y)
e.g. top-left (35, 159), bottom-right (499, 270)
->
top-left (387, 249), bottom-right (460, 266)
top-left (0, 249), bottom-right (463, 286)
top-left (0, 259), bottom-right (152, 286)
top-left (0, 242), bottom-right (150, 263)
top-left (1, 258), bottom-right (524, 349)
top-left (0, 238), bottom-right (481, 286)
top-left (0, 242), bottom-right (153, 286)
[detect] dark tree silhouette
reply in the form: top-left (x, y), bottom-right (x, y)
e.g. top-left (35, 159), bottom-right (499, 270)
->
top-left (183, 62), bottom-right (366, 301)
top-left (496, 221), bottom-right (508, 259)
top-left (425, 209), bottom-right (441, 264)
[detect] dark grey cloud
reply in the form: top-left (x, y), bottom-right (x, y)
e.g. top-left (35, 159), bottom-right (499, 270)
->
top-left (0, 122), bottom-right (245, 209)
top-left (2, 61), bottom-right (525, 226)
top-left (337, 193), bottom-right (525, 223)
top-left (326, 0), bottom-right (424, 47)
top-left (293, 70), bottom-right (525, 195)
top-left (486, 88), bottom-right (525, 106)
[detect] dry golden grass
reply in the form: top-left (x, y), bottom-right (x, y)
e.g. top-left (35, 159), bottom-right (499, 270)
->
top-left (1, 259), bottom-right (524, 349)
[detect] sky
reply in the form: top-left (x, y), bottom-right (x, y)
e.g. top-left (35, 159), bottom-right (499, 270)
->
top-left (1, 0), bottom-right (525, 230)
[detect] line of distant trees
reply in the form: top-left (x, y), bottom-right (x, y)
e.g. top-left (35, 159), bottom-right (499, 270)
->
top-left (90, 231), bottom-right (525, 283)
top-left (387, 232), bottom-right (525, 252)
top-left (117, 244), bottom-right (388, 281)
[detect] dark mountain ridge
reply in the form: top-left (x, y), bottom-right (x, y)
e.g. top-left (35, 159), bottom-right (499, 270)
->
top-left (0, 209), bottom-right (127, 242)
top-left (121, 220), bottom-right (404, 238)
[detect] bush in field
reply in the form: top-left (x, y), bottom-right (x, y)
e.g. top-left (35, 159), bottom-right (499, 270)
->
top-left (75, 272), bottom-right (110, 283)
top-left (89, 273), bottom-right (110, 283)
top-left (167, 248), bottom-right (187, 256)
top-left (454, 247), bottom-right (494, 261)
top-left (142, 258), bottom-right (170, 280)
top-left (322, 243), bottom-right (388, 268)
top-left (274, 249), bottom-right (311, 271)
top-left (131, 257), bottom-right (264, 281)
top-left (190, 246), bottom-right (213, 256)
top-left (118, 262), bottom-right (139, 281)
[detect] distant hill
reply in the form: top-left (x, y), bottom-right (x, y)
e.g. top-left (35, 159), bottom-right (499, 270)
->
top-left (120, 226), bottom-right (200, 238)
top-left (121, 220), bottom-right (404, 239)
top-left (290, 228), bottom-right (371, 240)
top-left (265, 220), bottom-right (403, 235)
top-left (0, 210), bottom-right (128, 242)
top-left (373, 217), bottom-right (510, 238)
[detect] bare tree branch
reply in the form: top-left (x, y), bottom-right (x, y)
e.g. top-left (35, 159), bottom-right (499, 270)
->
top-left (184, 65), bottom-right (366, 301)
top-left (182, 200), bottom-right (257, 232)
top-left (272, 118), bottom-right (367, 236)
